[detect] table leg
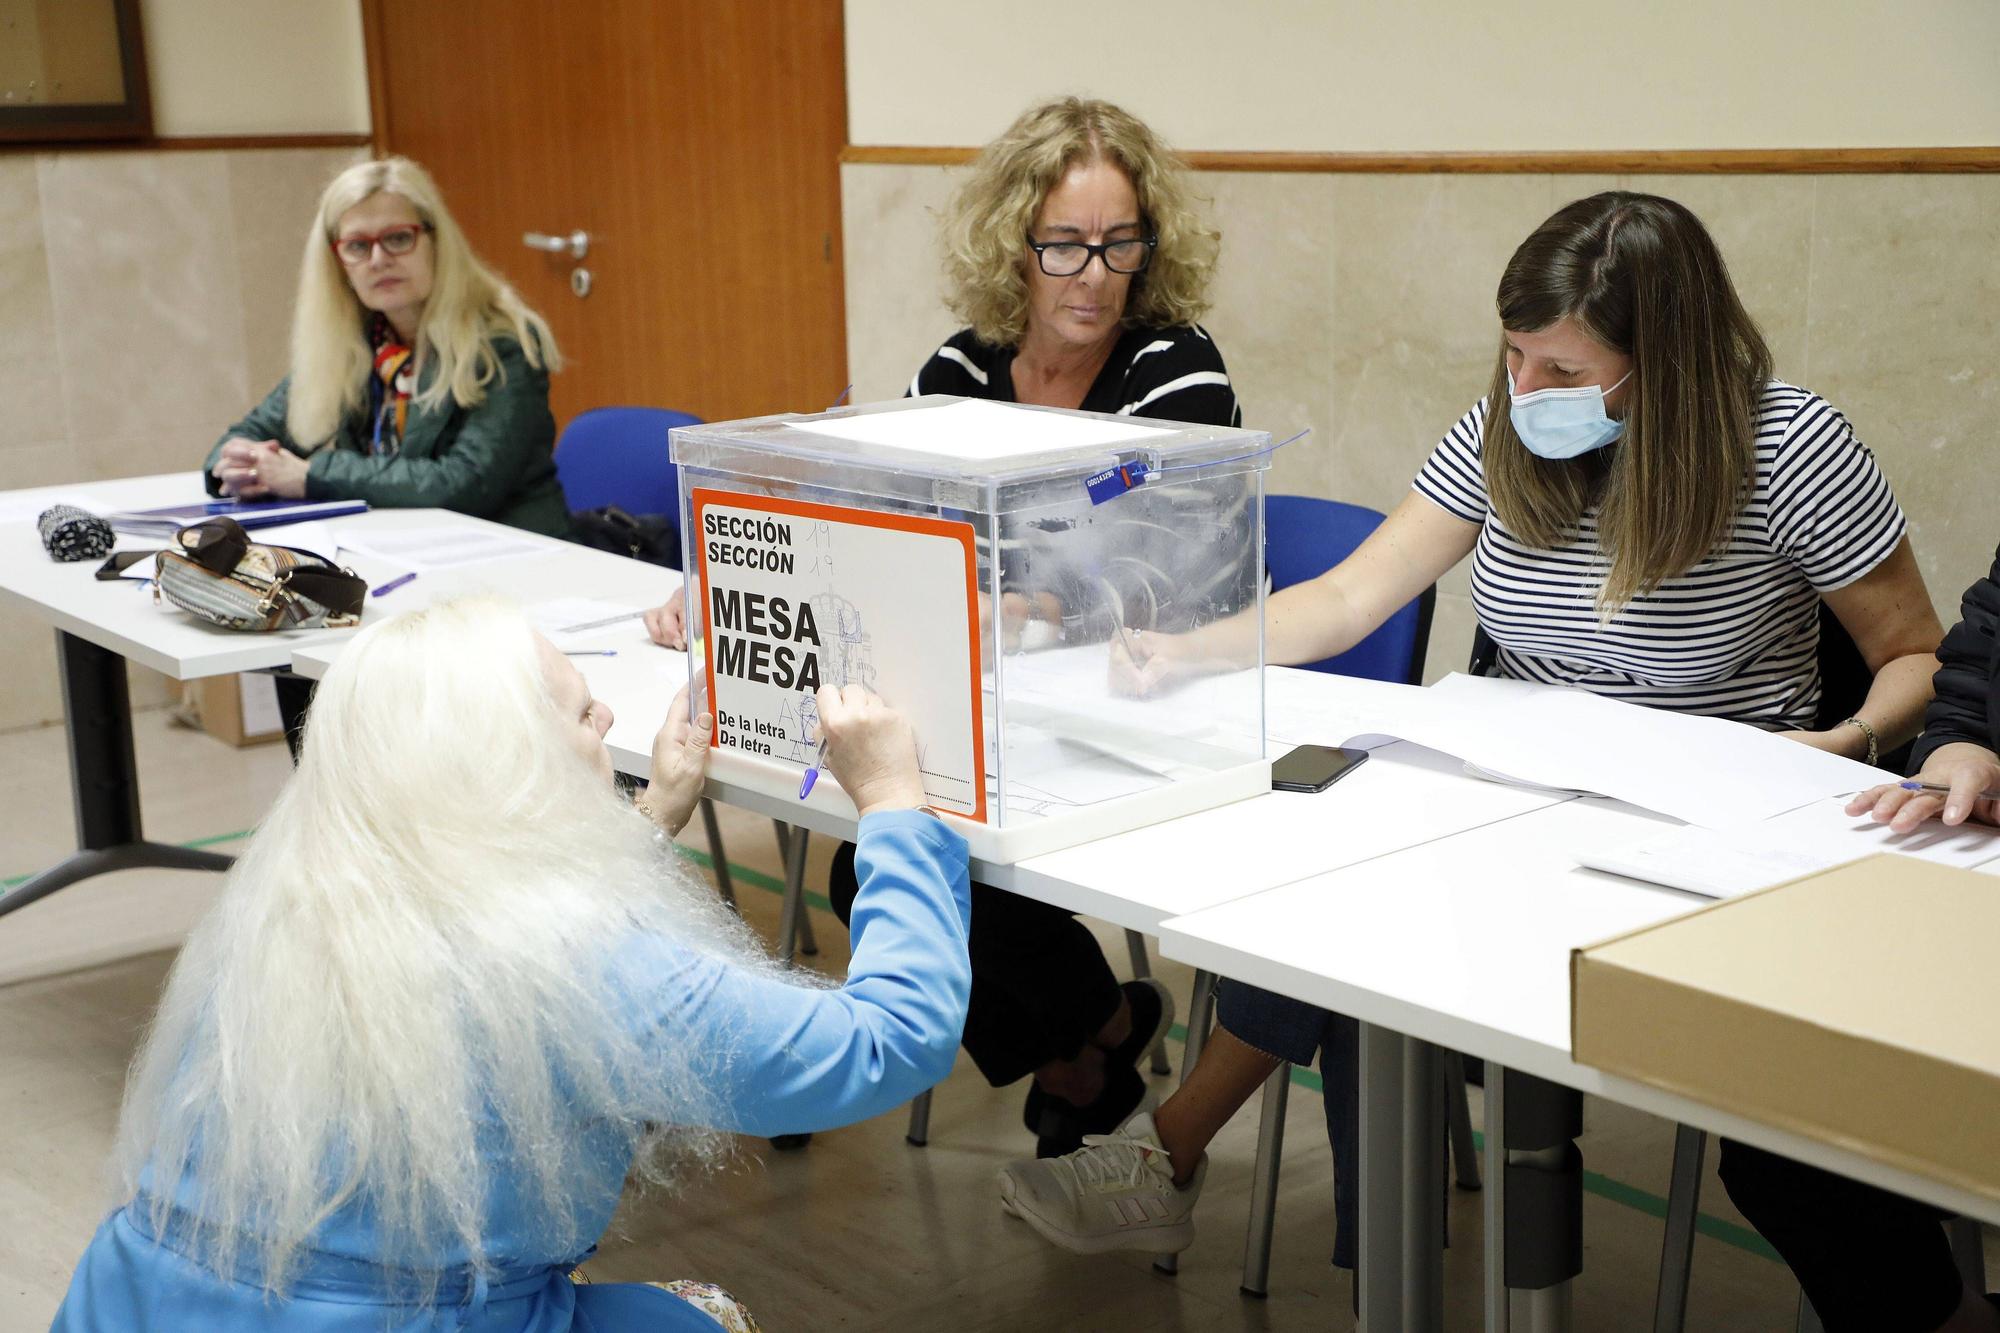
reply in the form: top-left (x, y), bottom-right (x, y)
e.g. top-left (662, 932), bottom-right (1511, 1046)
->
top-left (1358, 1021), bottom-right (1407, 1330)
top-left (776, 824), bottom-right (810, 968)
top-left (1484, 1061), bottom-right (1510, 1332)
top-left (0, 632), bottom-right (233, 921)
top-left (1401, 1035), bottom-right (1445, 1332)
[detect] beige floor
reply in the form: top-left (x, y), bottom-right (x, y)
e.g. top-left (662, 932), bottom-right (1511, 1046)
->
top-left (0, 708), bottom-right (1987, 1329)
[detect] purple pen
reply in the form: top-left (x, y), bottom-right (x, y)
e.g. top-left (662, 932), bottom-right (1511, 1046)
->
top-left (798, 737), bottom-right (829, 799)
top-left (371, 571), bottom-right (418, 598)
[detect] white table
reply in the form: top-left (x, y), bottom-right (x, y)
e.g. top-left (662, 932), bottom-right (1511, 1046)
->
top-left (1156, 797), bottom-right (2000, 1330)
top-left (0, 472), bottom-right (676, 920)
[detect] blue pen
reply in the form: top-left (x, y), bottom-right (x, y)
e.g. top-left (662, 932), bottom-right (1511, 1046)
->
top-left (562, 649), bottom-right (618, 657)
top-left (799, 737), bottom-right (829, 800)
top-left (1899, 779), bottom-right (2000, 800)
top-left (372, 571), bottom-right (418, 598)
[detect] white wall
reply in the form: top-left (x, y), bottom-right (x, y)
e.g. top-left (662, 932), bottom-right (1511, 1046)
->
top-left (846, 0), bottom-right (2000, 151)
top-left (140, 0), bottom-right (369, 136)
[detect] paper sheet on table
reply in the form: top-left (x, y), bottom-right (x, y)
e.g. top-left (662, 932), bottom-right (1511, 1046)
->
top-left (525, 597), bottom-right (647, 646)
top-left (1339, 674), bottom-right (1891, 828)
top-left (785, 398), bottom-right (1169, 461)
top-left (336, 527), bottom-right (544, 572)
top-left (1580, 798), bottom-right (2000, 898)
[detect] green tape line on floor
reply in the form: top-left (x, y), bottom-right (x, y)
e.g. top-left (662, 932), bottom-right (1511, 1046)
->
top-left (2, 832), bottom-right (1781, 1265)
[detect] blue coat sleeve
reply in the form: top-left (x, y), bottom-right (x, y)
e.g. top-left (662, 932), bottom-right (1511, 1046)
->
top-left (622, 810), bottom-right (971, 1137)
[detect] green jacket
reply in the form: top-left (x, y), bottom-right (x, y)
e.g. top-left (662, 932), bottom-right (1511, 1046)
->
top-left (204, 336), bottom-right (570, 538)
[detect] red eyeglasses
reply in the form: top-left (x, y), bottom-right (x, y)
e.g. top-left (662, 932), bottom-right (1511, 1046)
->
top-left (330, 222), bottom-right (433, 266)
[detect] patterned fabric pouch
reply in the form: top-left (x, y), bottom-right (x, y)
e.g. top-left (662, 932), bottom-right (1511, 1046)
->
top-left (153, 517), bottom-right (368, 631)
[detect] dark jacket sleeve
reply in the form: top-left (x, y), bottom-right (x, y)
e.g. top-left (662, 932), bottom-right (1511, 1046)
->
top-left (203, 378), bottom-right (296, 497)
top-left (1909, 543), bottom-right (2000, 770)
top-left (907, 330), bottom-right (995, 399)
top-left (304, 338), bottom-right (555, 517)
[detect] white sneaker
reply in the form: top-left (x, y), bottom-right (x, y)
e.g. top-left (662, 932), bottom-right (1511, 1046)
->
top-left (996, 1111), bottom-right (1205, 1255)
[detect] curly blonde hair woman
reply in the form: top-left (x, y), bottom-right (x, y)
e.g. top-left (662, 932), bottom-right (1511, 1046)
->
top-left (203, 158), bottom-right (570, 537)
top-left (941, 96), bottom-right (1219, 350)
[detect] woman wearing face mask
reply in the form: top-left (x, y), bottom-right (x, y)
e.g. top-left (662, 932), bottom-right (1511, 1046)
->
top-left (1000, 191), bottom-right (1945, 1275)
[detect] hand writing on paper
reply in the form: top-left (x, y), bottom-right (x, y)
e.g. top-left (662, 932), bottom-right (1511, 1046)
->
top-left (638, 682), bottom-right (713, 836)
top-left (1845, 742), bottom-right (2000, 833)
top-left (1108, 627), bottom-right (1184, 698)
top-left (815, 683), bottom-right (926, 817)
top-left (645, 585), bottom-right (688, 649)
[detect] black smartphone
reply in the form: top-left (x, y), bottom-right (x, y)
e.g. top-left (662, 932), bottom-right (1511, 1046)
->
top-left (1270, 744), bottom-right (1370, 793)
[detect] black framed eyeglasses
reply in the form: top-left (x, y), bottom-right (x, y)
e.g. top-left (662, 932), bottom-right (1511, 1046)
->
top-left (1026, 234), bottom-right (1156, 277)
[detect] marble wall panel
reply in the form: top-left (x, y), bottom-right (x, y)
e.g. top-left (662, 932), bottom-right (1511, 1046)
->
top-left (839, 162), bottom-right (962, 403)
top-left (1191, 171), bottom-right (1336, 500)
top-left (0, 155), bottom-right (60, 456)
top-left (225, 147), bottom-right (366, 400)
top-left (1323, 174), bottom-right (1558, 519)
top-left (1805, 175), bottom-right (2000, 623)
top-left (38, 151), bottom-right (250, 467)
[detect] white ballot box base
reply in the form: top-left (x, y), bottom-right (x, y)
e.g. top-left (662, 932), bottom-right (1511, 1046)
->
top-left (704, 748), bottom-right (1272, 868)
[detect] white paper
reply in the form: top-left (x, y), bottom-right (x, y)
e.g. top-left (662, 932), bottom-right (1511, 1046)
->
top-left (785, 398), bottom-right (1170, 462)
top-left (525, 597), bottom-right (647, 645)
top-left (336, 527), bottom-right (545, 572)
top-left (1580, 797), bottom-right (2000, 899)
top-left (1370, 674), bottom-right (1892, 828)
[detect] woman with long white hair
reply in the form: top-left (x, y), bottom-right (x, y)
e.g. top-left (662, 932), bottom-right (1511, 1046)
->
top-left (204, 157), bottom-right (569, 537)
top-left (52, 597), bottom-right (971, 1332)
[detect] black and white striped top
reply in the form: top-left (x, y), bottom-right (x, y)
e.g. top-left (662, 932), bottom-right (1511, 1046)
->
top-left (1412, 382), bottom-right (1907, 730)
top-left (909, 324), bottom-right (1251, 639)
top-left (909, 324), bottom-right (1243, 427)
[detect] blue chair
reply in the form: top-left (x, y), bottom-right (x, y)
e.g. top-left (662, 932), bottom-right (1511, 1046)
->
top-left (554, 407), bottom-right (822, 958)
top-left (554, 406), bottom-right (699, 517)
top-left (1218, 495), bottom-right (1467, 1297)
top-left (1265, 493), bottom-right (1433, 684)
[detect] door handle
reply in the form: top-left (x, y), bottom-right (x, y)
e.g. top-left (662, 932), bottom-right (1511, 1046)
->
top-left (523, 230), bottom-right (590, 259)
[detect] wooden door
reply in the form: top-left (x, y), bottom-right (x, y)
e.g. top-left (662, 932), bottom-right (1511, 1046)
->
top-left (362, 0), bottom-right (847, 428)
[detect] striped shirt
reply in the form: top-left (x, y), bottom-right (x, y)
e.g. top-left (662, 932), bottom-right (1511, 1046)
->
top-left (909, 324), bottom-right (1243, 427)
top-left (1412, 382), bottom-right (1907, 730)
top-left (910, 324), bottom-right (1251, 639)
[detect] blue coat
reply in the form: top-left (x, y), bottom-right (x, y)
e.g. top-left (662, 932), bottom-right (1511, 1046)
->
top-left (53, 811), bottom-right (971, 1331)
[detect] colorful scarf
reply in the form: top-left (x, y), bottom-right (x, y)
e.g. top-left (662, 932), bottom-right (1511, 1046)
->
top-left (367, 314), bottom-right (416, 457)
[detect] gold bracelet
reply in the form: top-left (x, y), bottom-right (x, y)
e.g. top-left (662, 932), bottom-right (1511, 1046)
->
top-left (1841, 716), bottom-right (1878, 767)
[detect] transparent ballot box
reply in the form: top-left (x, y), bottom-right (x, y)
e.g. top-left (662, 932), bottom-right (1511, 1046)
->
top-left (672, 395), bottom-right (1270, 863)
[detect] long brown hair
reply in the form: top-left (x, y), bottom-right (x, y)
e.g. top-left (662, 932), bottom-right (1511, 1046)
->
top-left (1482, 192), bottom-right (1772, 609)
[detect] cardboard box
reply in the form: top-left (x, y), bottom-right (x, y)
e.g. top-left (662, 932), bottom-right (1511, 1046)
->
top-left (1572, 854), bottom-right (2000, 1205)
top-left (192, 672), bottom-right (285, 748)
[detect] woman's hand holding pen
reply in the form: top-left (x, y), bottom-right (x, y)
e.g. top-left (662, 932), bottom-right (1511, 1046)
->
top-left (1845, 741), bottom-right (2000, 832)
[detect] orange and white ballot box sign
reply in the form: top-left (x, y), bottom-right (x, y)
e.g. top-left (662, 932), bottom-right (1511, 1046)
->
top-left (689, 489), bottom-right (987, 820)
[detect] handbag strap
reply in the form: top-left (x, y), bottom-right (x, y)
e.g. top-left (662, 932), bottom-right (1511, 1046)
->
top-left (175, 516), bottom-right (368, 616)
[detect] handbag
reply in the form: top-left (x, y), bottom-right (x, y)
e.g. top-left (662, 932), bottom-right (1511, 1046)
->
top-left (151, 517), bottom-right (368, 631)
top-left (568, 505), bottom-right (681, 568)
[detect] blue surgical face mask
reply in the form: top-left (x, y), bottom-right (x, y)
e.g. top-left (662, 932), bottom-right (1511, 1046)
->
top-left (1506, 368), bottom-right (1633, 460)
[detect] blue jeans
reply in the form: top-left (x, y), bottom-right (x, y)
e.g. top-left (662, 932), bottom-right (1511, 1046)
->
top-left (1215, 977), bottom-right (1360, 1269)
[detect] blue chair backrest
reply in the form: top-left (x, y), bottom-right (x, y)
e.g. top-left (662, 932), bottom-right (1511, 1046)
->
top-left (554, 406), bottom-right (702, 515)
top-left (1266, 494), bottom-right (1433, 685)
